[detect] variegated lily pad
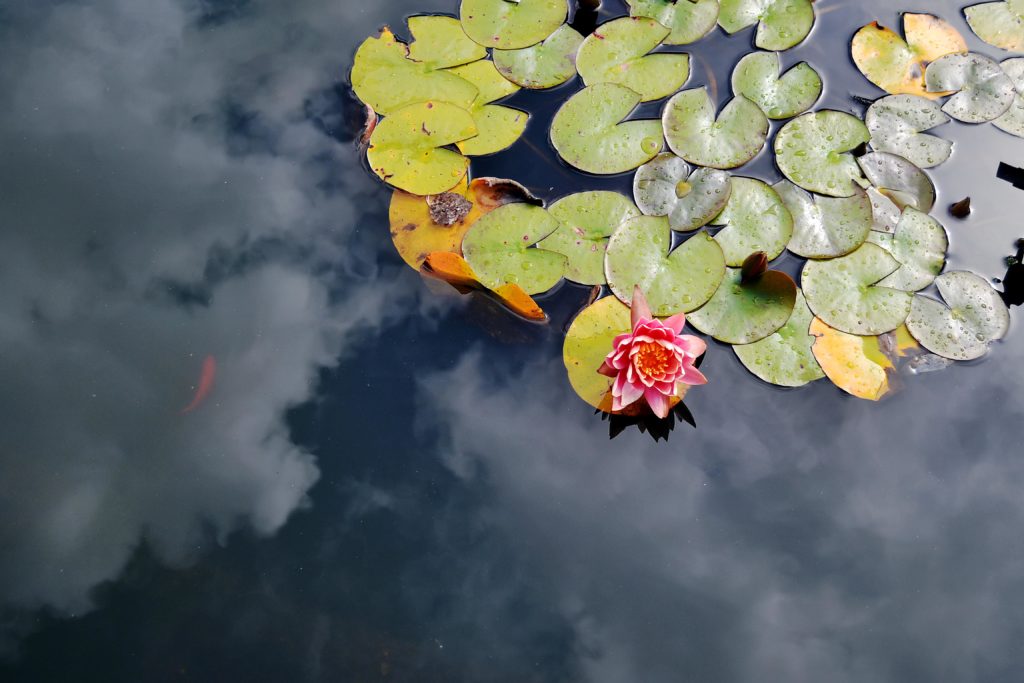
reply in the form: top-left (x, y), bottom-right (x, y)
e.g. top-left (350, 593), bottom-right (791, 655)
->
top-left (734, 290), bottom-right (825, 387)
top-left (492, 24), bottom-right (583, 89)
top-left (906, 271), bottom-right (1011, 360)
top-left (718, 0), bottom-right (815, 51)
top-left (447, 60), bottom-right (529, 156)
top-left (577, 17), bottom-right (691, 102)
top-left (858, 152), bottom-right (936, 213)
top-left (774, 110), bottom-right (870, 197)
top-left (802, 242), bottom-right (913, 335)
top-left (809, 318), bottom-right (896, 401)
top-left (925, 53), bottom-right (1015, 123)
top-left (710, 177), bottom-right (794, 266)
top-left (460, 0), bottom-right (568, 49)
top-left (688, 265), bottom-right (798, 344)
top-left (626, 0), bottom-right (720, 45)
top-left (537, 192), bottom-right (641, 285)
top-left (408, 15), bottom-right (487, 68)
top-left (867, 209), bottom-right (947, 292)
top-left (605, 218), bottom-right (726, 315)
top-left (551, 83), bottom-right (664, 174)
top-left (731, 51), bottom-right (822, 119)
top-left (632, 153), bottom-right (732, 232)
top-left (663, 88), bottom-right (769, 169)
top-left (866, 95), bottom-right (952, 168)
top-left (965, 1), bottom-right (1024, 54)
top-left (775, 181), bottom-right (873, 259)
top-left (462, 203), bottom-right (567, 293)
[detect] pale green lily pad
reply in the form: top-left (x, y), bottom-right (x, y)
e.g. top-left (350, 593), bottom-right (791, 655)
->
top-left (867, 187), bottom-right (902, 234)
top-left (867, 208), bottom-right (947, 292)
top-left (775, 181), bottom-right (873, 259)
top-left (460, 0), bottom-right (568, 50)
top-left (718, 0), bottom-right (815, 51)
top-left (577, 17), bottom-right (691, 102)
top-left (462, 203), bottom-right (567, 293)
top-left (563, 296), bottom-right (633, 409)
top-left (492, 24), bottom-right (583, 89)
top-left (866, 95), bottom-right (953, 168)
top-left (605, 217), bottom-right (726, 315)
top-left (857, 152), bottom-right (936, 214)
top-left (632, 153), bottom-right (732, 232)
top-left (626, 0), bottom-right (720, 45)
top-left (351, 28), bottom-right (479, 115)
top-left (965, 1), bottom-right (1024, 54)
top-left (711, 177), bottom-right (793, 266)
top-left (734, 290), bottom-right (826, 387)
top-left (995, 58), bottom-right (1024, 137)
top-left (774, 111), bottom-right (870, 197)
top-left (688, 267), bottom-right (798, 344)
top-left (447, 60), bottom-right (529, 156)
top-left (537, 192), bottom-right (641, 285)
top-left (925, 53), bottom-right (1015, 123)
top-left (731, 52), bottom-right (822, 119)
top-left (551, 83), bottom-right (664, 174)
top-left (663, 88), bottom-right (768, 169)
top-left (801, 242), bottom-right (913, 335)
top-left (408, 15), bottom-right (487, 68)
top-left (367, 101), bottom-right (477, 195)
top-left (906, 271), bottom-right (1011, 360)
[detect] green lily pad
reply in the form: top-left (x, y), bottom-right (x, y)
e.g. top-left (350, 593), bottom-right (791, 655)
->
top-left (447, 60), bottom-right (529, 156)
top-left (801, 242), bottom-right (913, 335)
top-left (351, 28), bottom-right (479, 115)
top-left (460, 0), bottom-right (568, 50)
top-left (905, 271), bottom-right (1011, 361)
top-left (965, 1), bottom-right (1024, 54)
top-left (537, 192), bottom-right (641, 285)
top-left (462, 203), bottom-right (567, 293)
top-left (688, 266), bottom-right (798, 344)
top-left (563, 295), bottom-right (633, 409)
top-left (731, 51), bottom-right (822, 119)
top-left (867, 208), bottom-right (947, 292)
top-left (367, 101), bottom-right (477, 195)
top-left (994, 57), bottom-right (1024, 137)
top-left (867, 187), bottom-right (902, 234)
top-left (632, 153), bottom-right (732, 232)
top-left (492, 24), bottom-right (583, 89)
top-left (866, 95), bottom-right (953, 168)
top-left (551, 83), bottom-right (664, 174)
top-left (662, 88), bottom-right (768, 169)
top-left (734, 290), bottom-right (825, 387)
top-left (710, 177), bottom-right (793, 266)
top-left (718, 0), bottom-right (815, 51)
top-left (577, 17), bottom-right (691, 102)
top-left (857, 152), bottom-right (936, 214)
top-left (774, 110), bottom-right (870, 198)
top-left (605, 217), bottom-right (726, 315)
top-left (626, 0), bottom-right (720, 45)
top-left (925, 53), bottom-right (1016, 123)
top-left (407, 15), bottom-right (487, 68)
top-left (774, 181), bottom-right (873, 259)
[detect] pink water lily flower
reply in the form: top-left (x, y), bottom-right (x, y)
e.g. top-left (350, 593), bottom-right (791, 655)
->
top-left (598, 287), bottom-right (708, 419)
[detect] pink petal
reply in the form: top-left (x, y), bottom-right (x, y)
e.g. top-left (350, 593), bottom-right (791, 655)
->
top-left (644, 387), bottom-right (671, 419)
top-left (631, 286), bottom-right (652, 329)
top-left (663, 313), bottom-right (686, 334)
top-left (678, 335), bottom-right (707, 358)
top-left (680, 365), bottom-right (708, 386)
top-left (619, 377), bottom-right (644, 407)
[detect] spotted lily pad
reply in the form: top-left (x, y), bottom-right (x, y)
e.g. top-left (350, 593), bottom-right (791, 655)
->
top-left (626, 0), bottom-right (720, 45)
top-left (447, 60), bottom-right (529, 155)
top-left (925, 53), bottom-right (1016, 123)
top-left (462, 203), bottom-right (567, 293)
top-left (774, 110), bottom-right (870, 197)
top-left (801, 242), bottom-right (913, 335)
top-left (710, 177), bottom-right (793, 266)
top-left (718, 0), bottom-right (815, 51)
top-left (857, 152), bottom-right (936, 213)
top-left (537, 192), bottom-right (641, 285)
top-left (774, 181), bottom-right (873, 259)
top-left (460, 0), bottom-right (568, 50)
top-left (965, 1), bottom-right (1024, 54)
top-left (407, 15), bottom-right (487, 68)
top-left (867, 187), bottom-right (902, 234)
top-left (867, 208), bottom-right (947, 291)
top-left (663, 88), bottom-right (768, 169)
top-left (866, 95), bottom-right (952, 168)
top-left (367, 101), bottom-right (477, 195)
top-left (731, 51), bottom-right (822, 119)
top-left (551, 83), bottom-right (664, 174)
top-left (605, 217), bottom-right (726, 315)
top-left (995, 58), bottom-right (1024, 137)
top-left (632, 153), bottom-right (732, 232)
top-left (734, 290), bottom-right (825, 387)
top-left (351, 28), bottom-right (479, 115)
top-left (688, 265), bottom-right (798, 344)
top-left (492, 24), bottom-right (583, 89)
top-left (906, 271), bottom-right (1011, 360)
top-left (809, 318), bottom-right (896, 401)
top-left (577, 17), bottom-right (691, 102)
top-left (563, 296), bottom-right (633, 409)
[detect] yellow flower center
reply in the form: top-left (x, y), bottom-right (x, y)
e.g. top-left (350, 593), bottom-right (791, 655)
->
top-left (634, 342), bottom-right (672, 378)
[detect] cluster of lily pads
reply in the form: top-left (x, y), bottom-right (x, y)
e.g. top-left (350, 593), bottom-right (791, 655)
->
top-left (351, 1), bottom-right (1016, 412)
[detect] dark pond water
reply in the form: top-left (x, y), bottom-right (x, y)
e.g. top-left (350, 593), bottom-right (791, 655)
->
top-left (1, 0), bottom-right (1024, 680)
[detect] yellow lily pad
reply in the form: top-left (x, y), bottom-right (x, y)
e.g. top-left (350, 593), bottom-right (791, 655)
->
top-left (447, 60), bottom-right (529, 156)
top-left (810, 317), bottom-right (895, 401)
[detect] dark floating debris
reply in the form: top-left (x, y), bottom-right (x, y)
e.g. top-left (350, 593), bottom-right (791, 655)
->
top-left (997, 162), bottom-right (1024, 190)
top-left (427, 192), bottom-right (473, 226)
top-left (949, 196), bottom-right (972, 219)
top-left (1003, 238), bottom-right (1024, 307)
